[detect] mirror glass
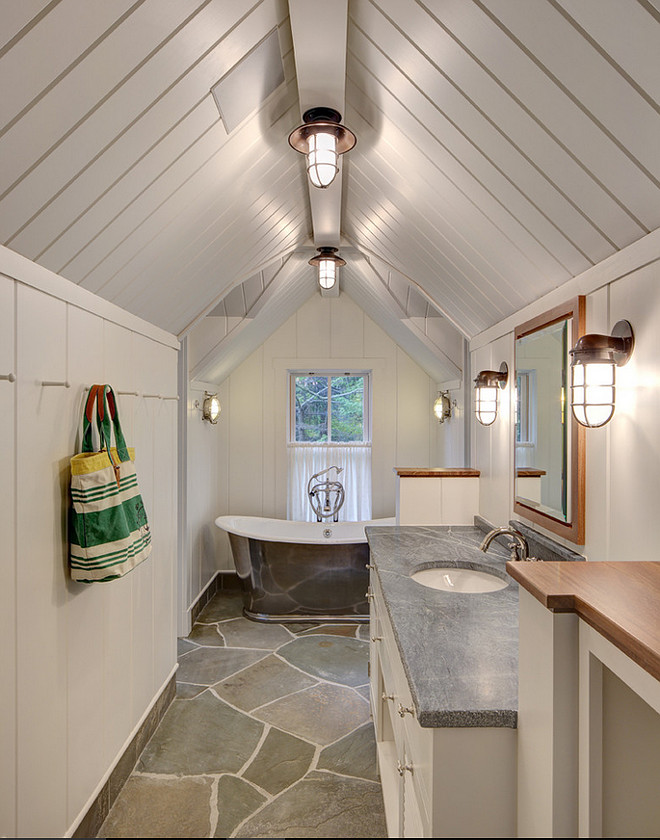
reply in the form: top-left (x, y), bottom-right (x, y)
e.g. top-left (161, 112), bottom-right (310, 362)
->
top-left (515, 320), bottom-right (569, 520)
top-left (514, 297), bottom-right (584, 544)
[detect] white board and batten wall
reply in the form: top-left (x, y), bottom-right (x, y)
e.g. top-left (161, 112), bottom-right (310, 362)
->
top-left (0, 246), bottom-right (179, 838)
top-left (470, 228), bottom-right (660, 561)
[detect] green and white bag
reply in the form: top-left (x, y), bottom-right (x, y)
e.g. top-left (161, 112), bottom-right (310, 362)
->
top-left (69, 384), bottom-right (152, 582)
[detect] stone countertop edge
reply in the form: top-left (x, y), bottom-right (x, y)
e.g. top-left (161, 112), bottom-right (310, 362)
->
top-left (364, 523), bottom-right (519, 730)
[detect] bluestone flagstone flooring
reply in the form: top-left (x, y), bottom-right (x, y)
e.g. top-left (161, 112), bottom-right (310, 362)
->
top-left (98, 589), bottom-right (387, 838)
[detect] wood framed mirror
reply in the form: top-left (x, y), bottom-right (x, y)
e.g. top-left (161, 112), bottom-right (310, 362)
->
top-left (514, 296), bottom-right (585, 544)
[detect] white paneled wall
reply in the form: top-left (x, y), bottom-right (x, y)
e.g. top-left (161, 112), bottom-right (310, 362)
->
top-left (471, 333), bottom-right (514, 529)
top-left (0, 250), bottom-right (179, 838)
top-left (188, 293), bottom-right (448, 579)
top-left (470, 236), bottom-right (660, 560)
top-left (0, 275), bottom-right (17, 837)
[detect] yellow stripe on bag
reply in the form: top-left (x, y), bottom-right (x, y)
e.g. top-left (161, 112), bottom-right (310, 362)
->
top-left (71, 447), bottom-right (136, 475)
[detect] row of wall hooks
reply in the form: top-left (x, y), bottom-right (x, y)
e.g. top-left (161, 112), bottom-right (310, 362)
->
top-left (0, 376), bottom-right (178, 402)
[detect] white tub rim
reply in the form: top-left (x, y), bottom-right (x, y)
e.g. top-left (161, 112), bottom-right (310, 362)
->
top-left (214, 514), bottom-right (395, 545)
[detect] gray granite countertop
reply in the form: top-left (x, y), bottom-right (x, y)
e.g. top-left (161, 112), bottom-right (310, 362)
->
top-left (365, 524), bottom-right (518, 729)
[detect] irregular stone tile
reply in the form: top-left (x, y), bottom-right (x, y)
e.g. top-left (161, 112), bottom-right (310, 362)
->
top-left (214, 775), bottom-right (265, 838)
top-left (301, 624), bottom-right (360, 638)
top-left (357, 624), bottom-right (371, 641)
top-left (187, 623), bottom-right (226, 646)
top-left (176, 647), bottom-right (267, 686)
top-left (234, 772), bottom-right (387, 838)
top-left (219, 617), bottom-right (293, 650)
top-left (243, 727), bottom-right (315, 795)
top-left (212, 654), bottom-right (317, 712)
top-left (355, 684), bottom-right (371, 701)
top-left (100, 775), bottom-right (213, 838)
top-left (277, 635), bottom-right (369, 686)
top-left (280, 622), bottom-right (318, 633)
top-left (317, 723), bottom-right (379, 781)
top-left (253, 682), bottom-right (370, 745)
top-left (137, 693), bottom-right (263, 775)
top-left (175, 682), bottom-right (207, 700)
top-left (197, 591), bottom-right (245, 623)
top-left (177, 637), bottom-right (197, 656)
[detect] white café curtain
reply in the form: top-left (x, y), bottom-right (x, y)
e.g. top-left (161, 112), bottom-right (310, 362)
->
top-left (287, 444), bottom-right (372, 522)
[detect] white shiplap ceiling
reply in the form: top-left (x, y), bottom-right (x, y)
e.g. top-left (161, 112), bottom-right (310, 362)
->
top-left (1, 0), bottom-right (658, 378)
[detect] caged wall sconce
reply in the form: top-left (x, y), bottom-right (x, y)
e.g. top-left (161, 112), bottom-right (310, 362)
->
top-left (309, 247), bottom-right (345, 291)
top-left (433, 391), bottom-right (452, 423)
top-left (288, 107), bottom-right (356, 189)
top-left (569, 320), bottom-right (634, 428)
top-left (474, 363), bottom-right (508, 426)
top-left (194, 391), bottom-right (221, 424)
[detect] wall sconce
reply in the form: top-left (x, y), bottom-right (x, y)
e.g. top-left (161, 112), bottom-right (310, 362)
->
top-left (474, 363), bottom-right (508, 426)
top-left (288, 107), bottom-right (356, 189)
top-left (195, 391), bottom-right (221, 424)
top-left (569, 320), bottom-right (634, 428)
top-left (433, 391), bottom-right (452, 423)
top-left (308, 247), bottom-right (345, 291)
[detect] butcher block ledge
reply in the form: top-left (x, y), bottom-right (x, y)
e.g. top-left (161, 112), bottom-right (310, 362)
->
top-left (506, 560), bottom-right (660, 682)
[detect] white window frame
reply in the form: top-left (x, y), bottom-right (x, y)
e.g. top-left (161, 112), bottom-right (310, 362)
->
top-left (288, 370), bottom-right (372, 446)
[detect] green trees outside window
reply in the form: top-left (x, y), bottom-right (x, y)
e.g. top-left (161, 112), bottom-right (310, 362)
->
top-left (293, 374), bottom-right (367, 443)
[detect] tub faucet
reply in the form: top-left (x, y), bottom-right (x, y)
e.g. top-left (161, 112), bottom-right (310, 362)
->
top-left (479, 526), bottom-right (536, 562)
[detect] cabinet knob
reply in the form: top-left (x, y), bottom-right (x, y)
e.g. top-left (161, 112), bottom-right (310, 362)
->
top-left (370, 635), bottom-right (383, 642)
top-left (382, 692), bottom-right (395, 701)
top-left (397, 760), bottom-right (414, 776)
top-left (397, 703), bottom-right (415, 718)
top-left (365, 563), bottom-right (375, 570)
top-left (365, 590), bottom-right (374, 600)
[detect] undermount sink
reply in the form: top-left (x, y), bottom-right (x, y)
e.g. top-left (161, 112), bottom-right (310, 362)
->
top-left (411, 566), bottom-right (508, 593)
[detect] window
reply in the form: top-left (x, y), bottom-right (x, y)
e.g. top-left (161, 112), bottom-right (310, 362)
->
top-left (288, 371), bottom-right (372, 521)
top-left (291, 373), bottom-right (370, 443)
top-left (516, 370), bottom-right (536, 446)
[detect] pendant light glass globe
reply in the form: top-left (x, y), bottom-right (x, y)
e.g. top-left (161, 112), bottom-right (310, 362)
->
top-left (318, 257), bottom-right (337, 289)
top-left (307, 131), bottom-right (338, 189)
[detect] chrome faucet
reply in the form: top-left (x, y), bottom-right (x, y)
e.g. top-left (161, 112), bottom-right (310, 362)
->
top-left (479, 526), bottom-right (536, 562)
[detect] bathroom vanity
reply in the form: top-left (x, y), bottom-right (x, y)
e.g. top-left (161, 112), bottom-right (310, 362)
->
top-left (508, 560), bottom-right (660, 838)
top-left (365, 524), bottom-right (518, 838)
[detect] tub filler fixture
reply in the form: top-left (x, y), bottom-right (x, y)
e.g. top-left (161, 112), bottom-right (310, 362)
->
top-left (306, 465), bottom-right (345, 522)
top-left (215, 515), bottom-right (395, 623)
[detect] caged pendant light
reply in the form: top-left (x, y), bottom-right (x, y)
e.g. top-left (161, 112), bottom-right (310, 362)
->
top-left (308, 247), bottom-right (345, 291)
top-left (288, 107), bottom-right (356, 189)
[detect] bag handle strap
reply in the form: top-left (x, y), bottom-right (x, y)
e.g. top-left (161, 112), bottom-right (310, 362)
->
top-left (82, 385), bottom-right (104, 453)
top-left (81, 385), bottom-right (130, 464)
top-left (100, 385), bottom-right (130, 463)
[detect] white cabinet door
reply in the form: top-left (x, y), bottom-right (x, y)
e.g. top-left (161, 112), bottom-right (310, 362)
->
top-left (0, 276), bottom-right (16, 838)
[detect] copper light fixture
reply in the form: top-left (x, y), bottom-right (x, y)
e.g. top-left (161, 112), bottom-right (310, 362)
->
top-left (569, 320), bottom-right (634, 428)
top-left (309, 247), bottom-right (345, 291)
top-left (474, 363), bottom-right (508, 426)
top-left (288, 107), bottom-right (356, 189)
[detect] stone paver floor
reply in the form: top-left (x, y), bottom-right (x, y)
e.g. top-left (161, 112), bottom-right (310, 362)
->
top-left (98, 590), bottom-right (387, 838)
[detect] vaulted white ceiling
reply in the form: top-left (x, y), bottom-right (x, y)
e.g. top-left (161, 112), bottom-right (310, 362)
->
top-left (1, 0), bottom-right (658, 379)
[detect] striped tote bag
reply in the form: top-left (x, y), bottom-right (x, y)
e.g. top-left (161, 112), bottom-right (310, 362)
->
top-left (69, 384), bottom-right (152, 582)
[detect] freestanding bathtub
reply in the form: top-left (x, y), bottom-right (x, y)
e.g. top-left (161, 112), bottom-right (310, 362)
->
top-left (214, 515), bottom-right (396, 623)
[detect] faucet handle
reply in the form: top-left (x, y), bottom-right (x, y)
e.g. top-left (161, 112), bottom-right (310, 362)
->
top-left (507, 541), bottom-right (521, 562)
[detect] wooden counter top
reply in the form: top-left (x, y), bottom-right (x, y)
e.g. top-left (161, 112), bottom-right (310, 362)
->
top-left (393, 467), bottom-right (480, 477)
top-left (507, 560), bottom-right (660, 682)
top-left (515, 468), bottom-right (546, 477)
